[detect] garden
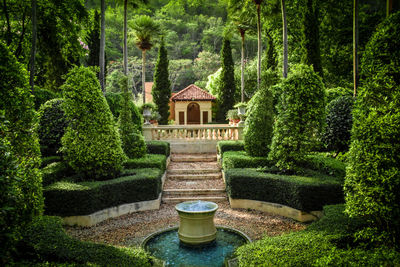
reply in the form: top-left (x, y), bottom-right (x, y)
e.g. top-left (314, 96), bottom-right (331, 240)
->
top-left (1, 0), bottom-right (400, 266)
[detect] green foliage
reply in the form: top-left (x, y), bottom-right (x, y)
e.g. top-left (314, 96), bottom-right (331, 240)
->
top-left (226, 109), bottom-right (239, 120)
top-left (44, 168), bottom-right (162, 216)
top-left (124, 154), bottom-right (167, 172)
top-left (152, 38), bottom-right (171, 125)
top-left (326, 86), bottom-right (353, 104)
top-left (118, 76), bottom-right (146, 159)
top-left (0, 43), bottom-right (43, 263)
top-left (130, 15), bottom-right (160, 51)
top-left (237, 205), bottom-right (400, 266)
top-left (222, 151), bottom-right (270, 170)
top-left (269, 64), bottom-right (326, 171)
top-left (217, 140), bottom-right (244, 155)
top-left (225, 168), bottom-right (343, 211)
top-left (216, 38), bottom-right (236, 122)
top-left (40, 156), bottom-right (62, 168)
top-left (146, 141), bottom-right (170, 156)
top-left (33, 88), bottom-right (58, 110)
top-left (322, 96), bottom-right (354, 154)
top-left (22, 216), bottom-right (153, 266)
top-left (303, 154), bottom-right (347, 179)
top-left (244, 88), bottom-right (274, 157)
top-left (37, 99), bottom-right (68, 157)
top-left (41, 161), bottom-right (76, 187)
top-left (105, 91), bottom-right (143, 132)
top-left (61, 66), bottom-right (126, 180)
top-left (345, 12), bottom-right (400, 245)
top-left (86, 10), bottom-right (100, 68)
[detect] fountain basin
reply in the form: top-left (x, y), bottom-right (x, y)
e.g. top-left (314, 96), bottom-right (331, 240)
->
top-left (175, 201), bottom-right (218, 245)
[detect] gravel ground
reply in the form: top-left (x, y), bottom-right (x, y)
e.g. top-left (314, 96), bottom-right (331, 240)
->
top-left (65, 201), bottom-right (305, 247)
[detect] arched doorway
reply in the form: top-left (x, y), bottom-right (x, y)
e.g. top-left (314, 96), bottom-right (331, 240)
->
top-left (187, 102), bottom-right (200, 124)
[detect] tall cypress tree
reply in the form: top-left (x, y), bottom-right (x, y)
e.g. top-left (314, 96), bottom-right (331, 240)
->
top-left (152, 37), bottom-right (171, 125)
top-left (86, 10), bottom-right (100, 68)
top-left (217, 37), bottom-right (236, 122)
top-left (301, 0), bottom-right (323, 76)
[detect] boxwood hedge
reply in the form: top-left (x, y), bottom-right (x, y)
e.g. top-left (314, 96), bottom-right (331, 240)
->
top-left (217, 141), bottom-right (244, 155)
top-left (44, 168), bottom-right (162, 216)
top-left (124, 154), bottom-right (167, 172)
top-left (146, 141), bottom-right (170, 156)
top-left (225, 168), bottom-right (343, 211)
top-left (222, 151), bottom-right (271, 170)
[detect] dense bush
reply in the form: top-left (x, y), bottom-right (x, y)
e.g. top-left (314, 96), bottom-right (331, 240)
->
top-left (0, 43), bottom-right (43, 263)
top-left (105, 91), bottom-right (143, 132)
top-left (269, 64), bottom-right (326, 171)
top-left (37, 99), bottom-right (68, 157)
top-left (146, 141), bottom-right (170, 156)
top-left (345, 11), bottom-right (400, 245)
top-left (61, 66), bottom-right (126, 180)
top-left (21, 216), bottom-right (153, 266)
top-left (222, 151), bottom-right (271, 170)
top-left (124, 154), bottom-right (167, 172)
top-left (303, 154), bottom-right (346, 178)
top-left (44, 168), bottom-right (162, 216)
top-left (237, 205), bottom-right (400, 266)
top-left (225, 168), bottom-right (343, 211)
top-left (118, 76), bottom-right (146, 158)
top-left (322, 96), bottom-right (354, 154)
top-left (217, 140), bottom-right (244, 155)
top-left (41, 161), bottom-right (76, 186)
top-left (40, 156), bottom-right (62, 168)
top-left (244, 88), bottom-right (274, 157)
top-left (326, 86), bottom-right (353, 103)
top-left (33, 88), bottom-right (58, 110)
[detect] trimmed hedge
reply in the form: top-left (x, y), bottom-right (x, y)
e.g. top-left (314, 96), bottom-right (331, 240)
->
top-left (222, 151), bottom-right (271, 170)
top-left (33, 88), bottom-right (58, 110)
top-left (146, 141), bottom-right (170, 156)
top-left (237, 205), bottom-right (400, 266)
top-left (41, 161), bottom-right (77, 186)
top-left (44, 168), bottom-right (162, 216)
top-left (225, 168), bottom-right (343, 211)
top-left (124, 154), bottom-right (167, 172)
top-left (40, 156), bottom-right (62, 168)
top-left (21, 216), bottom-right (153, 266)
top-left (302, 154), bottom-right (346, 178)
top-left (217, 140), bottom-right (244, 155)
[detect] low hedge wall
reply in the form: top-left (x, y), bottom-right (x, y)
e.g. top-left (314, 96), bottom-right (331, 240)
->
top-left (237, 205), bottom-right (400, 266)
top-left (225, 168), bottom-right (343, 211)
top-left (21, 216), bottom-right (153, 266)
top-left (44, 168), bottom-right (162, 216)
top-left (222, 151), bottom-right (272, 170)
top-left (124, 154), bottom-right (167, 172)
top-left (217, 140), bottom-right (244, 155)
top-left (146, 141), bottom-right (170, 156)
top-left (41, 161), bottom-right (77, 186)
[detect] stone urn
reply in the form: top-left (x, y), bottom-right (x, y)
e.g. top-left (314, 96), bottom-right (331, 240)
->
top-left (175, 201), bottom-right (218, 246)
top-left (143, 107), bottom-right (152, 125)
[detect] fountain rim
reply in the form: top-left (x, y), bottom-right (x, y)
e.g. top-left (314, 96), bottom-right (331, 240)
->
top-left (175, 200), bottom-right (219, 214)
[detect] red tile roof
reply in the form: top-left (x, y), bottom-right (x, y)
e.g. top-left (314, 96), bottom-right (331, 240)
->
top-left (170, 84), bottom-right (216, 101)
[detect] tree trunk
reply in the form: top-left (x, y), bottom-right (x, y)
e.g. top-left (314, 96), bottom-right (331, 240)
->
top-left (240, 30), bottom-right (245, 102)
top-left (387, 0), bottom-right (393, 16)
top-left (99, 0), bottom-right (106, 92)
top-left (256, 3), bottom-right (262, 90)
top-left (142, 50), bottom-right (146, 104)
top-left (281, 0), bottom-right (288, 78)
top-left (29, 0), bottom-right (37, 93)
top-left (123, 0), bottom-right (128, 75)
top-left (353, 0), bottom-right (359, 97)
top-left (3, 0), bottom-right (11, 46)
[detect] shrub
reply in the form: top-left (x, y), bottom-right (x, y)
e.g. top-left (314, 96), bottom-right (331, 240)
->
top-left (105, 92), bottom-right (143, 132)
top-left (326, 86), bottom-right (353, 103)
top-left (40, 156), bottom-right (62, 168)
top-left (345, 11), bottom-right (400, 245)
top-left (33, 88), bottom-right (58, 110)
top-left (44, 168), bottom-right (162, 216)
top-left (41, 161), bottom-right (76, 186)
top-left (269, 64), bottom-right (326, 171)
top-left (222, 151), bottom-right (271, 170)
top-left (118, 76), bottom-right (146, 158)
top-left (37, 99), bottom-right (69, 157)
top-left (0, 43), bottom-right (43, 262)
top-left (244, 88), bottom-right (274, 157)
top-left (61, 66), bottom-right (126, 180)
top-left (146, 141), bottom-right (170, 156)
top-left (322, 96), bottom-right (354, 154)
top-left (225, 168), bottom-right (343, 211)
top-left (124, 154), bottom-right (167, 172)
top-left (217, 140), bottom-right (244, 155)
top-left (302, 154), bottom-right (346, 178)
top-left (22, 216), bottom-right (153, 266)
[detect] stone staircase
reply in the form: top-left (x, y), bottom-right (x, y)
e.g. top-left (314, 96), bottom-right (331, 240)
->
top-left (162, 153), bottom-right (227, 204)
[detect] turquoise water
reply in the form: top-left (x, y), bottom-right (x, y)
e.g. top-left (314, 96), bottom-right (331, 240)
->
top-left (145, 228), bottom-right (248, 267)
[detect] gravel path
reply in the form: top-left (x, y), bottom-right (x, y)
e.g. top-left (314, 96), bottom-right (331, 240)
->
top-left (65, 201), bottom-right (305, 247)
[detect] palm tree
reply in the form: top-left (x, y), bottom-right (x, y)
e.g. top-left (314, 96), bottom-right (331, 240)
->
top-left (281, 0), bottom-right (288, 78)
top-left (99, 0), bottom-right (106, 92)
top-left (353, 0), bottom-right (358, 97)
top-left (130, 15), bottom-right (159, 103)
top-left (29, 0), bottom-right (37, 93)
top-left (253, 0), bottom-right (263, 90)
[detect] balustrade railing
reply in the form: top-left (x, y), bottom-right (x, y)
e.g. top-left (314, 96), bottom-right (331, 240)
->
top-left (143, 124), bottom-right (243, 142)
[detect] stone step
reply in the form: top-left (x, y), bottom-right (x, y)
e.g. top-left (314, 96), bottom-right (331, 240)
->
top-left (168, 169), bottom-right (220, 175)
top-left (167, 173), bottom-right (222, 180)
top-left (162, 196), bottom-right (227, 204)
top-left (171, 154), bottom-right (217, 162)
top-left (163, 189), bottom-right (225, 196)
